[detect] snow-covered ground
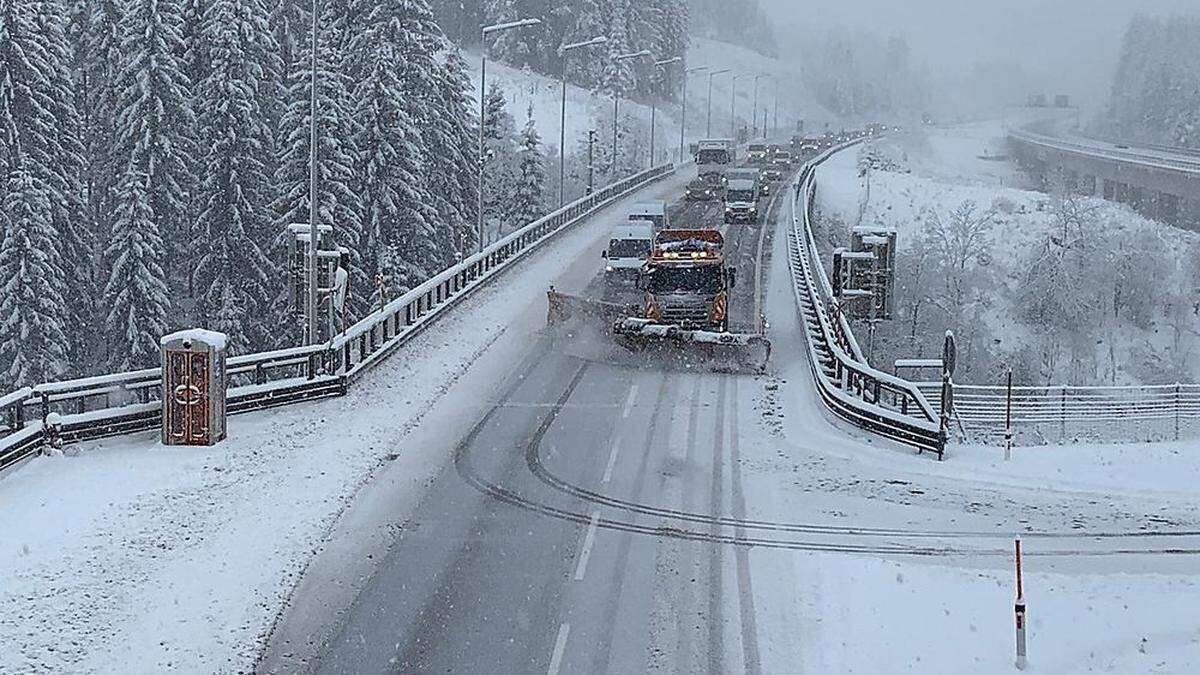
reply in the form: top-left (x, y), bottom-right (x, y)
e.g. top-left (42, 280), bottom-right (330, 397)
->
top-left (0, 172), bottom-right (692, 675)
top-left (812, 121), bottom-right (1200, 387)
top-left (742, 198), bottom-right (1200, 674)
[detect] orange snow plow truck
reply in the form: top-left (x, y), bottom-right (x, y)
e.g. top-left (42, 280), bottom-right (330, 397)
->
top-left (547, 229), bottom-right (770, 372)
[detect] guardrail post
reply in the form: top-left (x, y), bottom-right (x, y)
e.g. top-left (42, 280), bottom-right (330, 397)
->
top-left (1059, 385), bottom-right (1066, 440)
top-left (342, 341), bottom-right (351, 373)
top-left (255, 362), bottom-right (266, 386)
top-left (1176, 382), bottom-right (1182, 441)
top-left (1004, 369), bottom-right (1013, 460)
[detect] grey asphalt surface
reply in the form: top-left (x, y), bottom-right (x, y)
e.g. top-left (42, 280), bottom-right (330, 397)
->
top-left (309, 168), bottom-right (792, 675)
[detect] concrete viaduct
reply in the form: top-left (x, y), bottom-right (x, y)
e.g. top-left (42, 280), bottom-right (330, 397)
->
top-left (1008, 130), bottom-right (1200, 232)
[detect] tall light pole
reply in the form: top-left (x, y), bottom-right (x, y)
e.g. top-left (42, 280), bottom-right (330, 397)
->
top-left (730, 73), bottom-right (742, 141)
top-left (706, 68), bottom-right (730, 137)
top-left (557, 36), bottom-right (607, 207)
top-left (478, 18), bottom-right (541, 253)
top-left (305, 0), bottom-right (319, 345)
top-left (681, 66), bottom-right (707, 161)
top-left (650, 56), bottom-right (682, 168)
top-left (751, 74), bottom-right (766, 138)
top-left (772, 77), bottom-right (780, 138)
top-left (611, 49), bottom-right (651, 179)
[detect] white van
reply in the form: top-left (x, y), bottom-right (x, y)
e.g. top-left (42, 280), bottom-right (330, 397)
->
top-left (603, 219), bottom-right (656, 282)
top-left (627, 202), bottom-right (670, 230)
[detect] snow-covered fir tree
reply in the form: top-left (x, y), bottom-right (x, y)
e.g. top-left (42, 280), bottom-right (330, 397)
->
top-left (103, 170), bottom-right (170, 370)
top-left (428, 48), bottom-right (480, 259)
top-left (0, 166), bottom-right (69, 388)
top-left (193, 0), bottom-right (281, 352)
top-left (508, 105), bottom-right (547, 232)
top-left (481, 82), bottom-right (518, 244)
top-left (110, 0), bottom-right (194, 331)
top-left (1, 0), bottom-right (91, 376)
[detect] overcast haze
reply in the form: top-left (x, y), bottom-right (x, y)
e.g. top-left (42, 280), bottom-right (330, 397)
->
top-left (765, 0), bottom-right (1199, 109)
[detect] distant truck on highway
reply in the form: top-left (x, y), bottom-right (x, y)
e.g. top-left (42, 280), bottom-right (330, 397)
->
top-left (603, 219), bottom-right (655, 283)
top-left (628, 202), bottom-right (670, 230)
top-left (696, 139), bottom-right (736, 182)
top-left (723, 179), bottom-right (760, 224)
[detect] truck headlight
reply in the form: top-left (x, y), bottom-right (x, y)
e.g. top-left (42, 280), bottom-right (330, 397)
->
top-left (605, 266), bottom-right (615, 272)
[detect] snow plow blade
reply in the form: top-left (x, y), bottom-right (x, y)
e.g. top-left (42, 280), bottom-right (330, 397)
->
top-left (611, 318), bottom-right (772, 374)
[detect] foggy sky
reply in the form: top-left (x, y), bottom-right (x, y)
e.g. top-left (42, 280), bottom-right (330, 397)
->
top-left (763, 0), bottom-right (1197, 108)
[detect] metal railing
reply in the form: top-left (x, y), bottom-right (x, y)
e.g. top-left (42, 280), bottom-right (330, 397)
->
top-left (0, 163), bottom-right (676, 473)
top-left (916, 381), bottom-right (1200, 445)
top-left (786, 145), bottom-right (945, 458)
top-left (1009, 129), bottom-right (1200, 175)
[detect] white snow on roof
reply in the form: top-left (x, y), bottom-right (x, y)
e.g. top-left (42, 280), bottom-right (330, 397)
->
top-left (160, 329), bottom-right (229, 350)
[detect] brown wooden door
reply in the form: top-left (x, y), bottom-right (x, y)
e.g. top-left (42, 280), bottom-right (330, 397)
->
top-left (166, 351), bottom-right (210, 445)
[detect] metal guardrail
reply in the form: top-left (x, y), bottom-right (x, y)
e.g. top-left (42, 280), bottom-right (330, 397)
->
top-left (916, 381), bottom-right (1200, 444)
top-left (0, 163), bottom-right (676, 473)
top-left (1009, 129), bottom-right (1200, 175)
top-left (786, 145), bottom-right (945, 458)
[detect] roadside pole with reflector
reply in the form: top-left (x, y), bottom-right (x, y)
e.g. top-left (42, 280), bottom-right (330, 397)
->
top-left (1015, 539), bottom-right (1028, 670)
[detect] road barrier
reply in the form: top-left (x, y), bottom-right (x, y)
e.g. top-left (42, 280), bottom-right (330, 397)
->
top-left (915, 380), bottom-right (1200, 445)
top-left (0, 164), bottom-right (675, 474)
top-left (786, 145), bottom-right (945, 458)
top-left (1009, 129), bottom-right (1200, 175)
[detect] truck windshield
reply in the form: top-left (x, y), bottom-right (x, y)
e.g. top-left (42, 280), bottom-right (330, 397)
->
top-left (697, 149), bottom-right (730, 164)
top-left (609, 239), bottom-right (650, 258)
top-left (727, 190), bottom-right (755, 202)
top-left (648, 266), bottom-right (722, 294)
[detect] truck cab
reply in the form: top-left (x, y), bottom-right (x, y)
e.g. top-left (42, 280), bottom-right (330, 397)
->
top-left (628, 202), bottom-right (670, 230)
top-left (637, 230), bottom-right (736, 332)
top-left (723, 179), bottom-right (760, 224)
top-left (603, 219), bottom-right (655, 283)
top-left (696, 139), bottom-right (735, 183)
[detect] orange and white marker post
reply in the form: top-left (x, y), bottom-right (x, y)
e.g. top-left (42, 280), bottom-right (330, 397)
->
top-left (1015, 539), bottom-right (1028, 670)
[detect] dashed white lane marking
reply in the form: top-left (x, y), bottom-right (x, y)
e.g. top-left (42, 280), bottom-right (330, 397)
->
top-left (547, 622), bottom-right (570, 675)
top-left (601, 435), bottom-right (621, 484)
top-left (574, 510), bottom-right (602, 581)
top-left (621, 384), bottom-right (639, 418)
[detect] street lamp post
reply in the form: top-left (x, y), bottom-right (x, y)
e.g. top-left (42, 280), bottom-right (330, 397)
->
top-left (305, 0), bottom-right (320, 345)
top-left (557, 36), bottom-right (607, 207)
top-left (478, 18), bottom-right (541, 253)
top-left (706, 68), bottom-right (730, 137)
top-left (730, 73), bottom-right (742, 141)
top-left (650, 56), bottom-right (682, 168)
top-left (751, 74), bottom-right (766, 138)
top-left (611, 49), bottom-right (651, 179)
top-left (681, 66), bottom-right (707, 161)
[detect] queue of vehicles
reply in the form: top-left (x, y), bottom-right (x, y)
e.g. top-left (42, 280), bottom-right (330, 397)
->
top-left (553, 126), bottom-right (888, 371)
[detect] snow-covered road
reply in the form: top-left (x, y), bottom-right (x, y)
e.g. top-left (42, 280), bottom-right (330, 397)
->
top-left (5, 146), bottom-right (1200, 675)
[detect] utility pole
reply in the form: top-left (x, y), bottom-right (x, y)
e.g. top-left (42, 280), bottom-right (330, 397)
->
top-left (730, 73), bottom-right (741, 141)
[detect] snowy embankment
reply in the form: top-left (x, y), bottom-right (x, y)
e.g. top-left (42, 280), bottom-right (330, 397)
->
top-left (746, 194), bottom-right (1200, 674)
top-left (813, 121), bottom-right (1200, 388)
top-left (0, 171), bottom-right (691, 675)
top-left (474, 36), bottom-right (834, 165)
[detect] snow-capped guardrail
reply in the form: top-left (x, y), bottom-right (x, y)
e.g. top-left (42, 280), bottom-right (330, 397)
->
top-left (1009, 129), bottom-right (1200, 175)
top-left (0, 163), bottom-right (675, 474)
top-left (914, 381), bottom-right (1200, 444)
top-left (786, 145), bottom-right (945, 458)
